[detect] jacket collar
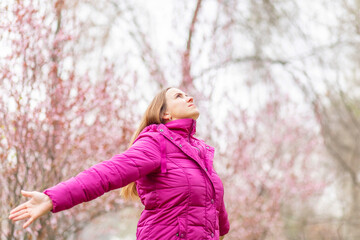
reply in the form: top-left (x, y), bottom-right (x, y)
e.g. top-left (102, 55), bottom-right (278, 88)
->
top-left (165, 118), bottom-right (196, 139)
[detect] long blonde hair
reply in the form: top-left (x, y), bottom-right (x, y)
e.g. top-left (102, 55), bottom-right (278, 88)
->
top-left (120, 87), bottom-right (172, 200)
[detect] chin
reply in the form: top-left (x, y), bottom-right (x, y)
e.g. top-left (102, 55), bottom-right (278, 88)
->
top-left (192, 113), bottom-right (200, 120)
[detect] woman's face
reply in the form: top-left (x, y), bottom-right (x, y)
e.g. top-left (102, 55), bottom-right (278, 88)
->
top-left (163, 88), bottom-right (200, 122)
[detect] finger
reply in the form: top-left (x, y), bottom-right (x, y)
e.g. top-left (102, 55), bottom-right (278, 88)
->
top-left (21, 190), bottom-right (34, 198)
top-left (10, 202), bottom-right (27, 215)
top-left (9, 209), bottom-right (28, 220)
top-left (11, 212), bottom-right (30, 222)
top-left (23, 217), bottom-right (34, 229)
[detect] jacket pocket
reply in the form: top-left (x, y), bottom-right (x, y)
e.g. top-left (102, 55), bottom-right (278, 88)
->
top-left (176, 217), bottom-right (187, 239)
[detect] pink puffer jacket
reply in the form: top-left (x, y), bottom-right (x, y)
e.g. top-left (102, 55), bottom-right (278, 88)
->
top-left (44, 118), bottom-right (230, 239)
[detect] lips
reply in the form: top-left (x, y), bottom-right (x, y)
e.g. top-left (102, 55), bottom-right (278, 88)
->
top-left (188, 104), bottom-right (195, 107)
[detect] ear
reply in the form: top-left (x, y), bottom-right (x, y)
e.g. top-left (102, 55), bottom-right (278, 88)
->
top-left (162, 111), bottom-right (171, 121)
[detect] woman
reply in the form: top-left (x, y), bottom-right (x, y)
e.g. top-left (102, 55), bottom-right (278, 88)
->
top-left (9, 87), bottom-right (230, 239)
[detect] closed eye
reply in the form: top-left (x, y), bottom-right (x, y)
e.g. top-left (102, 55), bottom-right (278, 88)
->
top-left (175, 93), bottom-right (188, 98)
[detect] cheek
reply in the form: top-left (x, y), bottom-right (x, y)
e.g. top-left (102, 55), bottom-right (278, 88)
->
top-left (170, 102), bottom-right (184, 114)
top-left (173, 103), bottom-right (182, 113)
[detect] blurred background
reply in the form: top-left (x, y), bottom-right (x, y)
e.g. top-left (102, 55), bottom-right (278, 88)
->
top-left (0, 0), bottom-right (359, 239)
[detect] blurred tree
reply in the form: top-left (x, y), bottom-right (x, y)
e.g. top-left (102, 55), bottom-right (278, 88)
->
top-left (0, 0), bottom-right (137, 239)
top-left (287, 0), bottom-right (360, 238)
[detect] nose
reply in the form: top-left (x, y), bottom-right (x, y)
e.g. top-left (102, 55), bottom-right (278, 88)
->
top-left (186, 96), bottom-right (194, 103)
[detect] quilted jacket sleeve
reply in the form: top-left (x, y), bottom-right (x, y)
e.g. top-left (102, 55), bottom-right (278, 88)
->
top-left (43, 133), bottom-right (161, 213)
top-left (219, 196), bottom-right (230, 236)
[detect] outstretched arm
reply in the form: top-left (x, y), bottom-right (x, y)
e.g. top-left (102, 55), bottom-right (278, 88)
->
top-left (9, 133), bottom-right (162, 227)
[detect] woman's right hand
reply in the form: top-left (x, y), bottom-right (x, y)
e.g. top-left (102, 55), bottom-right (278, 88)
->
top-left (8, 190), bottom-right (53, 228)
